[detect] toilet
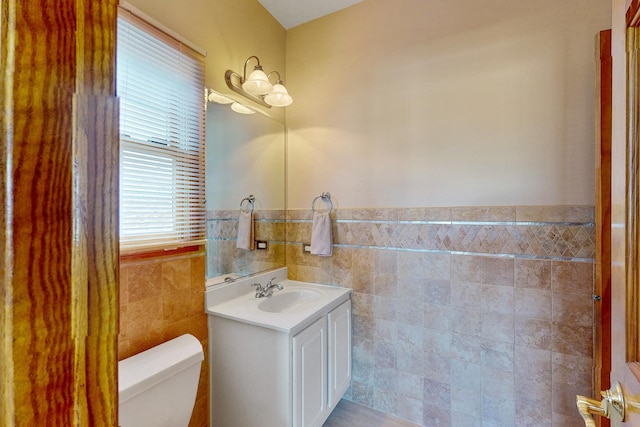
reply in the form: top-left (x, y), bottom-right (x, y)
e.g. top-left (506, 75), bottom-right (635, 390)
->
top-left (118, 334), bottom-right (204, 427)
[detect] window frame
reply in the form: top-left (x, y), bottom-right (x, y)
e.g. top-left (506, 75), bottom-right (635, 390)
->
top-left (117, 8), bottom-right (206, 254)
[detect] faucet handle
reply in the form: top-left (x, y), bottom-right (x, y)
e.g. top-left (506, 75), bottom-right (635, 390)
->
top-left (250, 283), bottom-right (263, 289)
top-left (267, 277), bottom-right (277, 286)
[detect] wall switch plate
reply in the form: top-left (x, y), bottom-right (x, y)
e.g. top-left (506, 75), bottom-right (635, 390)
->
top-left (256, 240), bottom-right (268, 250)
top-left (303, 243), bottom-right (312, 253)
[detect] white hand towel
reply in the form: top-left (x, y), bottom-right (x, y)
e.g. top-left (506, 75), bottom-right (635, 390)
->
top-left (236, 211), bottom-right (255, 250)
top-left (310, 211), bottom-right (333, 256)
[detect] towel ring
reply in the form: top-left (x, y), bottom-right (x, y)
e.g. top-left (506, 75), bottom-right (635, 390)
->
top-left (240, 195), bottom-right (255, 213)
top-left (311, 192), bottom-right (333, 213)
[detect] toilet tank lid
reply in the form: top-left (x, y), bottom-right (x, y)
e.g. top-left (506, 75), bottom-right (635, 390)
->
top-left (118, 334), bottom-right (204, 403)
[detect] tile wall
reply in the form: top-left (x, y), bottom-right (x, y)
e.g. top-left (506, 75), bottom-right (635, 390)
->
top-left (286, 206), bottom-right (595, 427)
top-left (206, 209), bottom-right (286, 279)
top-left (118, 247), bottom-right (208, 427)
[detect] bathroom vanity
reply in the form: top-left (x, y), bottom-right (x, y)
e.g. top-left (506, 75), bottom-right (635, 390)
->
top-left (205, 268), bottom-right (352, 427)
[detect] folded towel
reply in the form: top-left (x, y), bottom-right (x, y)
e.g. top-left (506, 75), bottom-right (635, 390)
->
top-left (310, 211), bottom-right (333, 256)
top-left (236, 211), bottom-right (255, 250)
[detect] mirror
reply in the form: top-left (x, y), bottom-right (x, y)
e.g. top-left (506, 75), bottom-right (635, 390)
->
top-left (205, 102), bottom-right (286, 284)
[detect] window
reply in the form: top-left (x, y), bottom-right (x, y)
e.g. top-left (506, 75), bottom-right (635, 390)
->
top-left (117, 9), bottom-right (206, 252)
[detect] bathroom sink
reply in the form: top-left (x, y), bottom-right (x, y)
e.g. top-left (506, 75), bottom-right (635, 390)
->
top-left (205, 270), bottom-right (351, 333)
top-left (257, 289), bottom-right (321, 313)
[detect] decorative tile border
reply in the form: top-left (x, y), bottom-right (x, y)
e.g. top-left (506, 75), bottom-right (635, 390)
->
top-left (206, 209), bottom-right (286, 242)
top-left (206, 209), bottom-right (287, 279)
top-left (207, 206), bottom-right (596, 261)
top-left (286, 206), bottom-right (596, 261)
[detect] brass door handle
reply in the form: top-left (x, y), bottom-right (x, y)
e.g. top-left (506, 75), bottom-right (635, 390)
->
top-left (576, 382), bottom-right (640, 427)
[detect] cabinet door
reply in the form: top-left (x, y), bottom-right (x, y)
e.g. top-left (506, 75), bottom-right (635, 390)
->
top-left (328, 299), bottom-right (352, 409)
top-left (293, 317), bottom-right (328, 427)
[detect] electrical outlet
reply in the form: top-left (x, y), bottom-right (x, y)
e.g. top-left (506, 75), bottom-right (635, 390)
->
top-left (303, 243), bottom-right (312, 253)
top-left (256, 240), bottom-right (268, 250)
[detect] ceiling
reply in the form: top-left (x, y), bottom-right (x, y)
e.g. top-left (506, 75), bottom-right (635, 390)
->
top-left (257, 0), bottom-right (365, 29)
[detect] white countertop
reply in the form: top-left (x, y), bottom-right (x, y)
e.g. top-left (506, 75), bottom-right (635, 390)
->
top-left (205, 270), bottom-right (351, 334)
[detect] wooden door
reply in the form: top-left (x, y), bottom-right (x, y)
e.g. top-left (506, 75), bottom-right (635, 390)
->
top-left (615, 0), bottom-right (640, 424)
top-left (580, 1), bottom-right (640, 425)
top-left (0, 1), bottom-right (119, 425)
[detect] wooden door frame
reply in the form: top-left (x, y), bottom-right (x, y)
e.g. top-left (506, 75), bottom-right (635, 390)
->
top-left (0, 1), bottom-right (119, 425)
top-left (596, 28), bottom-right (613, 427)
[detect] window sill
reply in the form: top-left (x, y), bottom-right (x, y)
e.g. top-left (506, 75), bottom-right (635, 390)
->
top-left (119, 244), bottom-right (204, 262)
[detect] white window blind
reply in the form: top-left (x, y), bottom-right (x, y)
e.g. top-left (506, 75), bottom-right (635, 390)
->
top-left (117, 9), bottom-right (206, 253)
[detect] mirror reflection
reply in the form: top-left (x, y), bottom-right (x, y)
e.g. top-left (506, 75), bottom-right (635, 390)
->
top-left (205, 101), bottom-right (286, 284)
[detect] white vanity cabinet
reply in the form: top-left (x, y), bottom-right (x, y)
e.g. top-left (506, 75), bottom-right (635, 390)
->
top-left (206, 274), bottom-right (351, 427)
top-left (293, 316), bottom-right (328, 427)
top-left (292, 299), bottom-right (351, 427)
top-left (327, 299), bottom-right (352, 408)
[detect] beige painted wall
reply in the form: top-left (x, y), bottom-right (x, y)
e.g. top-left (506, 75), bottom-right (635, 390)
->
top-left (124, 0), bottom-right (286, 122)
top-left (286, 0), bottom-right (611, 208)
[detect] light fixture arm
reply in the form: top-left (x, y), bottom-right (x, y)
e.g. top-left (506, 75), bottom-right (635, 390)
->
top-left (267, 70), bottom-right (284, 85)
top-left (242, 55), bottom-right (263, 83)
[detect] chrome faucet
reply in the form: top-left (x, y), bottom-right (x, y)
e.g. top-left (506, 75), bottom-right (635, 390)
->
top-left (250, 277), bottom-right (283, 298)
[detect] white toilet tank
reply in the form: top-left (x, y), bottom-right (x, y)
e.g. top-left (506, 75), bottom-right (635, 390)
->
top-left (118, 334), bottom-right (204, 427)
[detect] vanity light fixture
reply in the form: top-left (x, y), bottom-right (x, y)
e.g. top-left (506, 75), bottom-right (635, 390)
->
top-left (230, 102), bottom-right (255, 115)
top-left (225, 55), bottom-right (293, 108)
top-left (264, 71), bottom-right (293, 107)
top-left (207, 89), bottom-right (234, 104)
top-left (206, 88), bottom-right (256, 115)
top-left (241, 56), bottom-right (273, 96)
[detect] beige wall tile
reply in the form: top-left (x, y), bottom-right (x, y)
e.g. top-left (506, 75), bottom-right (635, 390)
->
top-left (552, 292), bottom-right (594, 327)
top-left (451, 334), bottom-right (482, 363)
top-left (398, 207), bottom-right (451, 221)
top-left (281, 205), bottom-right (594, 426)
top-left (424, 303), bottom-right (451, 332)
top-left (451, 281), bottom-right (482, 309)
top-left (482, 284), bottom-right (514, 314)
top-left (551, 323), bottom-right (593, 357)
top-left (424, 279), bottom-right (451, 306)
top-left (515, 317), bottom-right (552, 350)
top-left (451, 307), bottom-right (482, 337)
top-left (551, 353), bottom-right (592, 387)
top-left (451, 255), bottom-right (483, 283)
top-left (516, 205), bottom-right (594, 223)
top-left (515, 259), bottom-right (552, 289)
top-left (451, 206), bottom-right (516, 221)
top-left (515, 288), bottom-right (552, 320)
top-left (424, 329), bottom-right (453, 357)
top-left (481, 313), bottom-right (515, 343)
top-left (515, 345), bottom-right (551, 384)
top-left (551, 260), bottom-right (594, 294)
top-left (162, 258), bottom-right (191, 293)
top-left (482, 257), bottom-right (515, 286)
top-left (125, 261), bottom-right (162, 302)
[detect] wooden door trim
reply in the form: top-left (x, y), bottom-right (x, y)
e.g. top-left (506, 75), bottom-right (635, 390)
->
top-left (596, 30), bottom-right (613, 421)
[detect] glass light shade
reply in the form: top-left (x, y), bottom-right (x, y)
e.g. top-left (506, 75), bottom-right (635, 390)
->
top-left (230, 102), bottom-right (255, 114)
top-left (207, 89), bottom-right (234, 104)
top-left (242, 68), bottom-right (273, 96)
top-left (264, 83), bottom-right (293, 107)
